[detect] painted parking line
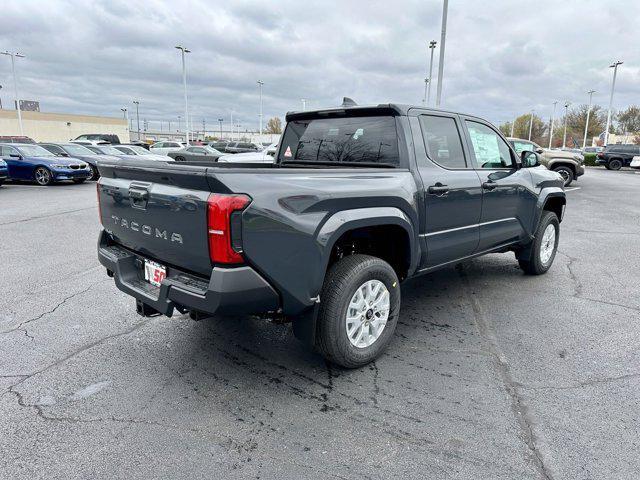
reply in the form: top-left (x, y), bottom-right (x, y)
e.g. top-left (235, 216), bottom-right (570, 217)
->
top-left (564, 187), bottom-right (581, 192)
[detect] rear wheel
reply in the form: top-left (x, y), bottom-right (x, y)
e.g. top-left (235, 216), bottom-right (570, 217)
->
top-left (553, 166), bottom-right (574, 187)
top-left (518, 211), bottom-right (559, 275)
top-left (608, 159), bottom-right (622, 171)
top-left (174, 156), bottom-right (186, 162)
top-left (315, 254), bottom-right (400, 368)
top-left (89, 165), bottom-right (100, 180)
top-left (34, 167), bottom-right (53, 186)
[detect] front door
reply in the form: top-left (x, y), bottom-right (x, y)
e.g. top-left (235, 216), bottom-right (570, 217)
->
top-left (462, 119), bottom-right (536, 252)
top-left (413, 113), bottom-right (483, 268)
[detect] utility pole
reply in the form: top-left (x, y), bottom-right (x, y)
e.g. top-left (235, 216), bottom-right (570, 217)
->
top-left (1, 51), bottom-right (25, 135)
top-left (218, 118), bottom-right (223, 139)
top-left (435, 0), bottom-right (448, 107)
top-left (583, 90), bottom-right (596, 149)
top-left (528, 110), bottom-right (534, 141)
top-left (257, 80), bottom-right (264, 135)
top-left (604, 61), bottom-right (623, 146)
top-left (133, 100), bottom-right (140, 140)
top-left (548, 101), bottom-right (558, 149)
top-left (175, 45), bottom-right (191, 145)
top-left (425, 40), bottom-right (437, 106)
top-left (562, 101), bottom-right (570, 148)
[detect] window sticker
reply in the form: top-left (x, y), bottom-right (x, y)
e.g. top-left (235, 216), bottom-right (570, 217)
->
top-left (468, 127), bottom-right (500, 164)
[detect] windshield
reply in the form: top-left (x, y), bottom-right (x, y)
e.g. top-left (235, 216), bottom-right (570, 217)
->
top-left (63, 144), bottom-right (96, 155)
top-left (278, 116), bottom-right (399, 166)
top-left (16, 145), bottom-right (56, 157)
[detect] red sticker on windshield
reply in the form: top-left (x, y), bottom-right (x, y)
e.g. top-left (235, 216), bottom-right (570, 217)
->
top-left (284, 146), bottom-right (292, 157)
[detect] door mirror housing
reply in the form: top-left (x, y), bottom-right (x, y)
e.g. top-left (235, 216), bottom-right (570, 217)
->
top-left (521, 150), bottom-right (540, 168)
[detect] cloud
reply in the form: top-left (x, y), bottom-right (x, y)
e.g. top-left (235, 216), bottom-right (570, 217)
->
top-left (0, 0), bottom-right (638, 132)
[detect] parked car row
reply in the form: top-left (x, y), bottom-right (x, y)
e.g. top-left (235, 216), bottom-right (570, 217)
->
top-left (596, 144), bottom-right (640, 170)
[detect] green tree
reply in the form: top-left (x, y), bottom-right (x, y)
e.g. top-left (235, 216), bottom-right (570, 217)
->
top-left (502, 113), bottom-right (546, 145)
top-left (616, 106), bottom-right (640, 134)
top-left (565, 104), bottom-right (606, 141)
top-left (265, 117), bottom-right (282, 134)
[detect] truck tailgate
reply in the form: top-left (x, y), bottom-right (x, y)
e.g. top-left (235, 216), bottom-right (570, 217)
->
top-left (97, 160), bottom-right (215, 276)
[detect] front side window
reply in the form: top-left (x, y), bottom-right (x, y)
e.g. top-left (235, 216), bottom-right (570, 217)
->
top-left (16, 145), bottom-right (55, 157)
top-left (279, 115), bottom-right (399, 166)
top-left (419, 115), bottom-right (466, 169)
top-left (42, 144), bottom-right (65, 155)
top-left (466, 121), bottom-right (514, 169)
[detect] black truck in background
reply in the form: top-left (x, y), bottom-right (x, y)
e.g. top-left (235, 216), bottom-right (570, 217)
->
top-left (97, 102), bottom-right (566, 368)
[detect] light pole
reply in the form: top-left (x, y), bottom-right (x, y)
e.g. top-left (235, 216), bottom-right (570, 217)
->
top-left (120, 107), bottom-right (127, 120)
top-left (510, 117), bottom-right (515, 138)
top-left (562, 101), bottom-right (570, 148)
top-left (175, 45), bottom-right (191, 145)
top-left (218, 118), bottom-right (223, 139)
top-left (177, 115), bottom-right (181, 133)
top-left (604, 61), bottom-right (623, 146)
top-left (435, 0), bottom-right (448, 107)
top-left (301, 98), bottom-right (306, 111)
top-left (528, 110), bottom-right (534, 141)
top-left (257, 80), bottom-right (264, 136)
top-left (133, 100), bottom-right (140, 140)
top-left (230, 111), bottom-right (234, 140)
top-left (0, 85), bottom-right (3, 109)
top-left (1, 51), bottom-right (25, 135)
top-left (583, 90), bottom-right (596, 149)
top-left (202, 118), bottom-right (206, 140)
top-left (548, 101), bottom-right (558, 149)
top-left (425, 40), bottom-right (437, 106)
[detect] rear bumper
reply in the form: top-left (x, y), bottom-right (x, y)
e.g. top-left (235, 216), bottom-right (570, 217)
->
top-left (97, 230), bottom-right (279, 317)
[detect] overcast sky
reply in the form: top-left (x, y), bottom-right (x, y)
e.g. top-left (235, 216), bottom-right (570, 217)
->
top-left (1, 0), bottom-right (638, 131)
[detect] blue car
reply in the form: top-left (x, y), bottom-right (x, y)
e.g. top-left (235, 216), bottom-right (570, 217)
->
top-left (40, 142), bottom-right (121, 180)
top-left (0, 158), bottom-right (7, 186)
top-left (0, 143), bottom-right (92, 186)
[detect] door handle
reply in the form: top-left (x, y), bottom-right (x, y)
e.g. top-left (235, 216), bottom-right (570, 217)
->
top-left (482, 182), bottom-right (497, 190)
top-left (427, 184), bottom-right (449, 195)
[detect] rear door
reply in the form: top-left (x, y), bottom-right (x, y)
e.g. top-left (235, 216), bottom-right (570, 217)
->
top-left (461, 118), bottom-right (536, 251)
top-left (412, 112), bottom-right (483, 268)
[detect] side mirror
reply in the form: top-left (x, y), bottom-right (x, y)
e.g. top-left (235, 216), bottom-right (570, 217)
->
top-left (9, 153), bottom-right (22, 159)
top-left (535, 148), bottom-right (544, 154)
top-left (521, 150), bottom-right (540, 168)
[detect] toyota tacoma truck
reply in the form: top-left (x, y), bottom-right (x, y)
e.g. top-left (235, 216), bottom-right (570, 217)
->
top-left (97, 101), bottom-right (566, 368)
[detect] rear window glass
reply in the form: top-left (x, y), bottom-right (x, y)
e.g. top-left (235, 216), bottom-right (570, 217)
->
top-left (279, 116), bottom-right (399, 166)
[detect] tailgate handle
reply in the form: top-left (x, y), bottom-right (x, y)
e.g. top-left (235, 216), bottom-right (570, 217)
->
top-left (129, 184), bottom-right (150, 209)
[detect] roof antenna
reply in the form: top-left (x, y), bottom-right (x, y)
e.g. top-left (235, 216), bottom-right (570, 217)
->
top-left (341, 97), bottom-right (357, 107)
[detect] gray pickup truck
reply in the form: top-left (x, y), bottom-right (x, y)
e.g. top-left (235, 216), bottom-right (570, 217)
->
top-left (97, 102), bottom-right (566, 368)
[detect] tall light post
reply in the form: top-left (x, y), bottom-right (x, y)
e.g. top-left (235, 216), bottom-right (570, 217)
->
top-left (510, 117), bottom-right (515, 138)
top-left (528, 110), bottom-right (534, 141)
top-left (562, 101), bottom-right (570, 148)
top-left (257, 80), bottom-right (264, 136)
top-left (301, 98), bottom-right (306, 111)
top-left (1, 51), bottom-right (26, 135)
top-left (177, 115), bottom-right (181, 133)
top-left (0, 85), bottom-right (3, 109)
top-left (175, 45), bottom-right (191, 145)
top-left (133, 100), bottom-right (140, 140)
top-left (435, 0), bottom-right (448, 107)
top-left (424, 40), bottom-right (437, 106)
top-left (218, 118), bottom-right (223, 139)
top-left (604, 61), bottom-right (623, 146)
top-left (548, 101), bottom-right (558, 149)
top-left (120, 107), bottom-right (127, 120)
top-left (230, 111), bottom-right (234, 141)
top-left (583, 90), bottom-right (596, 149)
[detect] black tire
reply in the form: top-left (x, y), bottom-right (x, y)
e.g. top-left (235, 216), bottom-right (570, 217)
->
top-left (174, 156), bottom-right (185, 162)
top-left (608, 159), bottom-right (622, 171)
top-left (518, 211), bottom-right (560, 275)
top-left (316, 254), bottom-right (400, 368)
top-left (34, 166), bottom-right (53, 186)
top-left (73, 179), bottom-right (86, 184)
top-left (0, 180), bottom-right (4, 187)
top-left (89, 165), bottom-right (100, 180)
top-left (553, 166), bottom-right (574, 187)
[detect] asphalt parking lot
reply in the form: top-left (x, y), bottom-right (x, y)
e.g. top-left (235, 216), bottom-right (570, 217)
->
top-left (1, 167), bottom-right (639, 479)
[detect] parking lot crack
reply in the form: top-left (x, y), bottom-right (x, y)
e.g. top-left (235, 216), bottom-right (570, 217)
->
top-left (0, 206), bottom-right (97, 227)
top-left (457, 265), bottom-right (554, 480)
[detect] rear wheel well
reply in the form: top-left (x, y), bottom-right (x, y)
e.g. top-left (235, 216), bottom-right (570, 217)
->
top-left (543, 196), bottom-right (565, 222)
top-left (328, 225), bottom-right (410, 281)
top-left (550, 162), bottom-right (576, 174)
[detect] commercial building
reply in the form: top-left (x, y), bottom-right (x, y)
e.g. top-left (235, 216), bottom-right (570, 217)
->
top-left (0, 109), bottom-right (129, 142)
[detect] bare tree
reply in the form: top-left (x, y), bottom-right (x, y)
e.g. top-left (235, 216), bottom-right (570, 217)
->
top-left (265, 117), bottom-right (282, 134)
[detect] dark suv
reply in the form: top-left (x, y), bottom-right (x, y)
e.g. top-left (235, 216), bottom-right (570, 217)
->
top-left (224, 141), bottom-right (261, 154)
top-left (597, 144), bottom-right (640, 170)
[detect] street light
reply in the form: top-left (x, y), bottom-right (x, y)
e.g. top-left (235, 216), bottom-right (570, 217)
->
top-left (562, 101), bottom-right (570, 148)
top-left (510, 117), bottom-right (515, 138)
top-left (133, 100), bottom-right (140, 140)
top-left (548, 101), bottom-right (558, 149)
top-left (218, 118), bottom-right (223, 139)
top-left (257, 80), bottom-right (264, 136)
top-left (528, 109), bottom-right (534, 141)
top-left (0, 85), bottom-right (3, 109)
top-left (175, 45), bottom-right (191, 145)
top-left (583, 90), bottom-right (596, 149)
top-left (435, 0), bottom-right (448, 107)
top-left (177, 115), bottom-right (181, 133)
top-left (604, 61), bottom-right (623, 146)
top-left (301, 98), bottom-right (306, 111)
top-left (424, 40), bottom-right (437, 106)
top-left (1, 51), bottom-right (26, 135)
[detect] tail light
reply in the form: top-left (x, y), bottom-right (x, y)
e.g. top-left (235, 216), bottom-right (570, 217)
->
top-left (96, 182), bottom-right (103, 225)
top-left (207, 193), bottom-right (251, 264)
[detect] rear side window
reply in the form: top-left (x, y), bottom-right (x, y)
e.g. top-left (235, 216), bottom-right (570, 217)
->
top-left (279, 116), bottom-right (399, 166)
top-left (419, 115), bottom-right (466, 169)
